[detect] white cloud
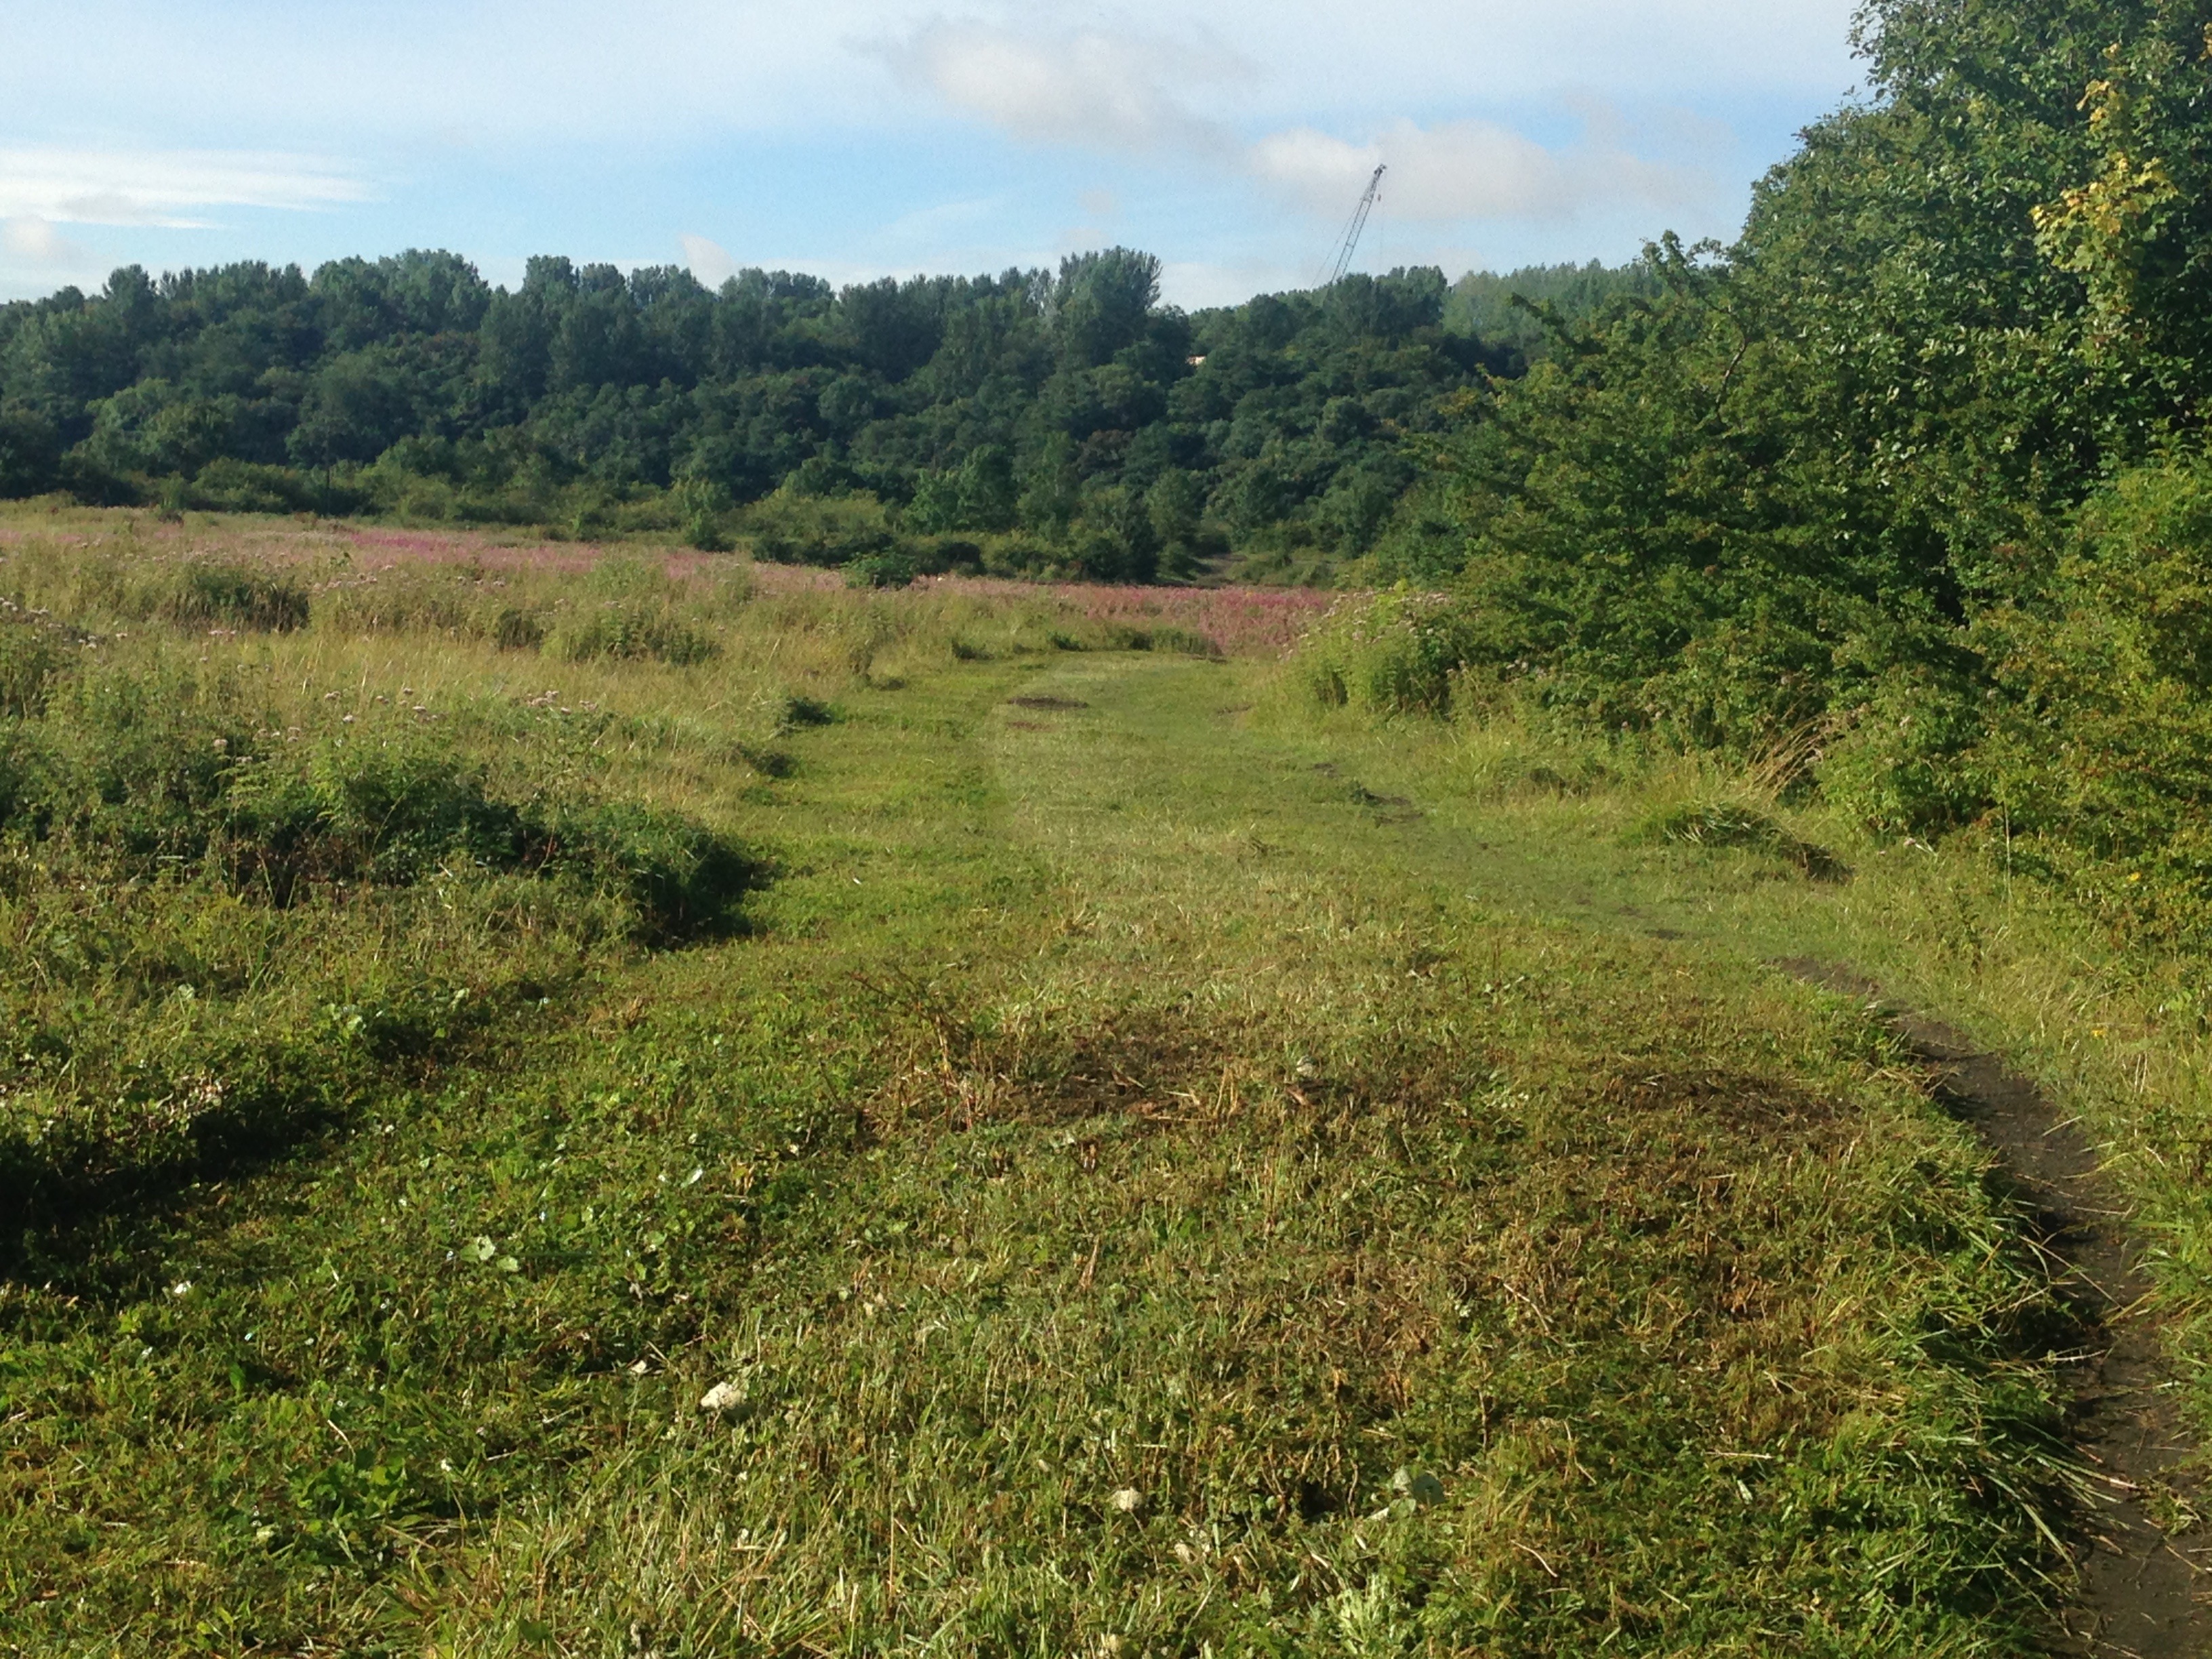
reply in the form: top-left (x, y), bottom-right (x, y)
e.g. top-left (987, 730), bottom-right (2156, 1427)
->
top-left (0, 215), bottom-right (87, 266)
top-left (0, 148), bottom-right (373, 229)
top-left (1250, 116), bottom-right (1713, 224)
top-left (1160, 256), bottom-right (1307, 308)
top-left (879, 197), bottom-right (1003, 245)
top-left (0, 1), bottom-right (1860, 150)
top-left (681, 234), bottom-right (739, 288)
top-left (898, 22), bottom-right (1241, 155)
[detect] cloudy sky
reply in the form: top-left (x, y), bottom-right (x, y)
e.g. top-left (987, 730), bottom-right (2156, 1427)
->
top-left (0, 1), bottom-right (1863, 307)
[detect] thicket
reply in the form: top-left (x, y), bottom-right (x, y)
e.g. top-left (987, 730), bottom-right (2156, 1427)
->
top-left (1311, 0), bottom-right (2212, 952)
top-left (0, 249), bottom-right (1653, 583)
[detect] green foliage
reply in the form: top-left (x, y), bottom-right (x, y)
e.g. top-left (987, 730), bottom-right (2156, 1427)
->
top-left (1818, 663), bottom-right (1993, 836)
top-left (159, 560), bottom-right (311, 632)
top-left (1965, 452), bottom-right (2212, 943)
top-left (844, 549), bottom-right (918, 589)
top-left (1441, 260), bottom-right (1662, 364)
top-left (1294, 0), bottom-right (2212, 970)
top-left (0, 252), bottom-right (1516, 581)
top-left (548, 557), bottom-right (722, 665)
top-left (1297, 590), bottom-right (1481, 718)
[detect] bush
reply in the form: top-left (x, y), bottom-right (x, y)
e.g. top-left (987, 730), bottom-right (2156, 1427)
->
top-left (190, 459), bottom-right (317, 515)
top-left (844, 550), bottom-right (918, 590)
top-left (743, 492), bottom-right (901, 567)
top-left (1818, 664), bottom-right (1991, 835)
top-left (1962, 455), bottom-right (2212, 941)
top-left (1294, 590), bottom-right (1477, 717)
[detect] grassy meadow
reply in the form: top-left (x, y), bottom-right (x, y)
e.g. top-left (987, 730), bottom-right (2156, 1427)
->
top-left (0, 504), bottom-right (2179, 1656)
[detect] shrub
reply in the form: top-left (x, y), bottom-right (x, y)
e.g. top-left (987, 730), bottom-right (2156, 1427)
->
top-left (190, 458), bottom-right (316, 515)
top-left (845, 550), bottom-right (918, 590)
top-left (1818, 663), bottom-right (1991, 835)
top-left (1959, 455), bottom-right (2212, 941)
top-left (1294, 590), bottom-right (1477, 717)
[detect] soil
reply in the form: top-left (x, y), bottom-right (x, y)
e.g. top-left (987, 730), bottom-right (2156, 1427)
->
top-left (1782, 960), bottom-right (2212, 1656)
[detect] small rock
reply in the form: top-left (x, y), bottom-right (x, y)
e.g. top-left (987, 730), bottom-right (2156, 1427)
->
top-left (1109, 1487), bottom-right (1143, 1513)
top-left (698, 1379), bottom-right (745, 1411)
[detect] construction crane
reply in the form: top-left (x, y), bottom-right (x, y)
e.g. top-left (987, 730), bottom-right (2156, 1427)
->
top-left (1326, 164), bottom-right (1386, 287)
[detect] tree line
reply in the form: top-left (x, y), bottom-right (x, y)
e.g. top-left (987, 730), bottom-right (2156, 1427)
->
top-left (0, 247), bottom-right (1641, 581)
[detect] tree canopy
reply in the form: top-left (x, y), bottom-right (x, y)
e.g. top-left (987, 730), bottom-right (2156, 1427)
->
top-left (0, 248), bottom-right (1574, 580)
top-left (1411, 0), bottom-right (2212, 943)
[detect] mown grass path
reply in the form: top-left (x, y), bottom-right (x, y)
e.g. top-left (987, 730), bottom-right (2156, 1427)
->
top-left (5, 650), bottom-right (2104, 1656)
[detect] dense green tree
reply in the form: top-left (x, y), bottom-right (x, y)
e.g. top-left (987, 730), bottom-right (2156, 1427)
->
top-left (1423, 0), bottom-right (2212, 750)
top-left (0, 240), bottom-right (1527, 577)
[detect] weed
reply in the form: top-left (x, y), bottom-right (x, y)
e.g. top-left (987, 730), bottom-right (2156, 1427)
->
top-left (161, 560), bottom-right (311, 632)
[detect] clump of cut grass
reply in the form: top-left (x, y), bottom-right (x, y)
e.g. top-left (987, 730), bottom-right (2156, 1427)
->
top-left (158, 559), bottom-right (310, 632)
top-left (1635, 798), bottom-right (1851, 880)
top-left (546, 556), bottom-right (724, 665)
top-left (0, 609), bottom-right (68, 716)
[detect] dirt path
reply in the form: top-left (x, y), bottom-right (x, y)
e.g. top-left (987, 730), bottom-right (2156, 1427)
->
top-left (1783, 961), bottom-right (2211, 1656)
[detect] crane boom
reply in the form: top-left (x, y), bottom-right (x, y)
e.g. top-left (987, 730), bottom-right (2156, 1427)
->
top-left (1326, 164), bottom-right (1386, 286)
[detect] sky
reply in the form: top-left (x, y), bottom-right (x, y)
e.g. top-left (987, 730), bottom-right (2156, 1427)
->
top-left (0, 1), bottom-right (1866, 309)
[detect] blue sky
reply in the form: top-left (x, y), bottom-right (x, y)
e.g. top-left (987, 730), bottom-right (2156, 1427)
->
top-left (0, 1), bottom-right (1864, 308)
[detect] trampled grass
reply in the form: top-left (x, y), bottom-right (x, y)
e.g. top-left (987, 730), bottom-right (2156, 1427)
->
top-left (0, 506), bottom-right (2116, 1655)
